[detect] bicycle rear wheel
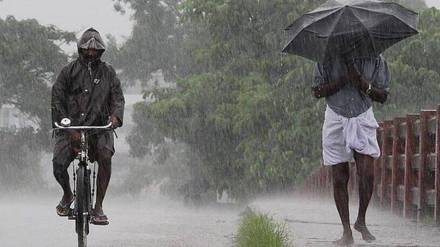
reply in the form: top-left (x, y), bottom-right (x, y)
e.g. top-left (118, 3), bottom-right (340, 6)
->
top-left (75, 164), bottom-right (90, 247)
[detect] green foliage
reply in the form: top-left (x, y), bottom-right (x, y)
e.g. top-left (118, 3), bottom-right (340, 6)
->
top-left (389, 0), bottom-right (427, 11)
top-left (0, 16), bottom-right (75, 189)
top-left (122, 0), bottom-right (440, 200)
top-left (236, 209), bottom-right (292, 247)
top-left (378, 6), bottom-right (440, 119)
top-left (125, 0), bottom-right (325, 200)
top-left (109, 0), bottom-right (183, 83)
top-left (0, 16), bottom-right (75, 147)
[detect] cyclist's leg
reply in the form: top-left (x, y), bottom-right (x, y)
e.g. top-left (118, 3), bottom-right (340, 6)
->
top-left (53, 136), bottom-right (75, 204)
top-left (95, 148), bottom-right (112, 212)
top-left (93, 132), bottom-right (114, 213)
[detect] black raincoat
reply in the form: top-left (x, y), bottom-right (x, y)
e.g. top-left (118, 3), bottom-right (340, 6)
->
top-left (51, 28), bottom-right (125, 164)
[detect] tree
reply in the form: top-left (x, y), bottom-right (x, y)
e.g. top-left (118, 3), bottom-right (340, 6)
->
top-left (125, 0), bottom-right (323, 199)
top-left (377, 6), bottom-right (440, 119)
top-left (0, 16), bottom-right (75, 137)
top-left (109, 0), bottom-right (184, 84)
top-left (0, 16), bottom-right (75, 189)
top-left (390, 0), bottom-right (427, 11)
top-left (109, 0), bottom-right (217, 200)
top-left (123, 0), bottom-right (440, 200)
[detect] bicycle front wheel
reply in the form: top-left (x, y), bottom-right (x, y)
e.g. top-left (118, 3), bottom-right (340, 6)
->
top-left (75, 164), bottom-right (90, 247)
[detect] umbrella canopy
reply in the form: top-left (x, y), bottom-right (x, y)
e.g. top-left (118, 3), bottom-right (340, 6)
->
top-left (282, 0), bottom-right (418, 62)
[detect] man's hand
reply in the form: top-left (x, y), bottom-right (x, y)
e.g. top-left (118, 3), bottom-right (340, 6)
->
top-left (69, 130), bottom-right (80, 142)
top-left (60, 118), bottom-right (71, 127)
top-left (110, 115), bottom-right (120, 129)
top-left (345, 62), bottom-right (388, 103)
top-left (69, 130), bottom-right (81, 154)
top-left (346, 63), bottom-right (369, 92)
top-left (312, 78), bottom-right (346, 98)
top-left (346, 63), bottom-right (361, 85)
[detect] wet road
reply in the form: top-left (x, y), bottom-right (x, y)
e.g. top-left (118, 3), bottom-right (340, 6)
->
top-left (251, 196), bottom-right (440, 247)
top-left (0, 194), bottom-right (238, 247)
top-left (2, 194), bottom-right (440, 246)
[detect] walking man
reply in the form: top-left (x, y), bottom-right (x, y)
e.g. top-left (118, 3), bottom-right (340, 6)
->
top-left (312, 55), bottom-right (390, 245)
top-left (51, 28), bottom-right (125, 225)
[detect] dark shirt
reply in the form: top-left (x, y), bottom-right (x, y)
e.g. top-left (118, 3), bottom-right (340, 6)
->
top-left (51, 59), bottom-right (125, 127)
top-left (313, 55), bottom-right (391, 118)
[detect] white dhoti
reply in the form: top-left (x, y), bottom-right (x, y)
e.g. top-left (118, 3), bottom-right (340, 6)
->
top-left (322, 106), bottom-right (380, 166)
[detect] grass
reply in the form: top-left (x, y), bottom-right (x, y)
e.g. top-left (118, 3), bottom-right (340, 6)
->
top-left (419, 209), bottom-right (436, 225)
top-left (236, 208), bottom-right (293, 247)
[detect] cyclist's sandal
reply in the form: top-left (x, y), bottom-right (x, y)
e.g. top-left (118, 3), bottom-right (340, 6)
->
top-left (56, 197), bottom-right (74, 217)
top-left (91, 212), bottom-right (109, 225)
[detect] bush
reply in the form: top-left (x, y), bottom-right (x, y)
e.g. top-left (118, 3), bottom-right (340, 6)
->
top-left (236, 209), bottom-right (292, 247)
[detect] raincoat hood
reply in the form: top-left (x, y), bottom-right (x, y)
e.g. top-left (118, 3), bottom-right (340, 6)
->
top-left (77, 28), bottom-right (106, 61)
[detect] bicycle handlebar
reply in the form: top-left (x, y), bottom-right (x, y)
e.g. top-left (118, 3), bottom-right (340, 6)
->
top-left (53, 122), bottom-right (112, 130)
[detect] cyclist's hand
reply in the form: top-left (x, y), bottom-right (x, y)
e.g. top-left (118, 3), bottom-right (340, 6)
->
top-left (110, 115), bottom-right (120, 129)
top-left (69, 130), bottom-right (81, 154)
top-left (69, 130), bottom-right (81, 142)
top-left (60, 118), bottom-right (71, 127)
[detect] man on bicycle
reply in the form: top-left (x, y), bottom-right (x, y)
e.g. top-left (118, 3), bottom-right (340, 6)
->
top-left (51, 28), bottom-right (125, 225)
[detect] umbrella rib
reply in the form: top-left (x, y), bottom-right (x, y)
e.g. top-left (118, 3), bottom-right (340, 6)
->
top-left (282, 8), bottom-right (344, 55)
top-left (282, 1), bottom-right (418, 61)
top-left (321, 8), bottom-right (352, 60)
top-left (302, 8), bottom-right (345, 37)
top-left (348, 7), bottom-right (377, 56)
top-left (307, 6), bottom-right (341, 16)
top-left (356, 2), bottom-right (418, 15)
top-left (350, 5), bottom-right (418, 32)
top-left (285, 7), bottom-right (342, 31)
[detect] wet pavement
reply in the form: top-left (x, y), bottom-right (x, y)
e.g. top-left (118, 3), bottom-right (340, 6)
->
top-left (1, 193), bottom-right (440, 246)
top-left (251, 195), bottom-right (440, 247)
top-left (0, 194), bottom-right (239, 247)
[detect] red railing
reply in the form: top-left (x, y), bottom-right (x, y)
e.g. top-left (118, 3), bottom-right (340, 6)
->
top-left (301, 105), bottom-right (440, 224)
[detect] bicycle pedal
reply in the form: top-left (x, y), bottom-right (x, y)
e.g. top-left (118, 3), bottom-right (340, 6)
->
top-left (68, 209), bottom-right (76, 220)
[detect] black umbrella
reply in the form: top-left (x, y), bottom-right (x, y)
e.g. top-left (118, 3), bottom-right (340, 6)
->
top-left (282, 0), bottom-right (418, 62)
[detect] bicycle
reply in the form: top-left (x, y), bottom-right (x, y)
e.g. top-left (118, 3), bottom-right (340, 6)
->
top-left (53, 121), bottom-right (112, 247)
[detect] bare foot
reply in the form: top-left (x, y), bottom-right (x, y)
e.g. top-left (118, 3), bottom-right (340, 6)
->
top-left (61, 192), bottom-right (74, 205)
top-left (56, 193), bottom-right (74, 217)
top-left (333, 232), bottom-right (354, 246)
top-left (93, 206), bottom-right (104, 215)
top-left (91, 207), bottom-right (109, 225)
top-left (354, 221), bottom-right (376, 242)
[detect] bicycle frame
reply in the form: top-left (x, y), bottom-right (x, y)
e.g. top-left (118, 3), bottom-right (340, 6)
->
top-left (54, 122), bottom-right (111, 160)
top-left (53, 122), bottom-right (112, 247)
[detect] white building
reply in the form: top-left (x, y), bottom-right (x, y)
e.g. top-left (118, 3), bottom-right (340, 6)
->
top-left (0, 105), bottom-right (33, 129)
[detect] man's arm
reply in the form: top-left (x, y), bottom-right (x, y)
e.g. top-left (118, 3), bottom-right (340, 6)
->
top-left (312, 79), bottom-right (346, 98)
top-left (347, 64), bottom-right (389, 104)
top-left (312, 63), bottom-right (347, 98)
top-left (51, 67), bottom-right (68, 127)
top-left (109, 67), bottom-right (125, 128)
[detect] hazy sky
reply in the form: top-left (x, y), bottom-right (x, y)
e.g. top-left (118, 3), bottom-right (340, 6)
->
top-left (426, 0), bottom-right (440, 7)
top-left (0, 0), bottom-right (439, 49)
top-left (0, 0), bottom-right (133, 50)
top-left (1, 0), bottom-right (439, 36)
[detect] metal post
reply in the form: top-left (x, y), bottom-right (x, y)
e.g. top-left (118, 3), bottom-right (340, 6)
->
top-left (436, 105), bottom-right (440, 224)
top-left (391, 117), bottom-right (405, 214)
top-left (380, 121), bottom-right (391, 207)
top-left (417, 110), bottom-right (436, 222)
top-left (404, 114), bottom-right (417, 219)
